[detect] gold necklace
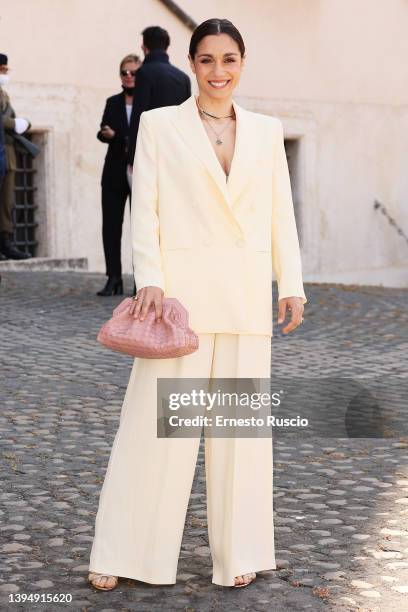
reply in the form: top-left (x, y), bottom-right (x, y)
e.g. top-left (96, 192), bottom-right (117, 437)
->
top-left (196, 96), bottom-right (235, 145)
top-left (203, 115), bottom-right (232, 145)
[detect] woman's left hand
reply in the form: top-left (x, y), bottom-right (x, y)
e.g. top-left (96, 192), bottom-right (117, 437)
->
top-left (277, 297), bottom-right (305, 334)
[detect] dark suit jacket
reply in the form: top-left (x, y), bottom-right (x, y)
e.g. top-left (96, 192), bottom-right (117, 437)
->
top-left (97, 91), bottom-right (131, 190)
top-left (127, 49), bottom-right (191, 165)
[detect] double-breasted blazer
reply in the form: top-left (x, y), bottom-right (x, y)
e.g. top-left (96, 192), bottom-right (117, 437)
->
top-left (130, 94), bottom-right (307, 336)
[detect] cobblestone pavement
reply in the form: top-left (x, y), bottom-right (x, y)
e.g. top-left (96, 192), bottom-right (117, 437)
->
top-left (1, 271), bottom-right (408, 612)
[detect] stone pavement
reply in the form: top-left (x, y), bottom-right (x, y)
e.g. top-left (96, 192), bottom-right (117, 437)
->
top-left (0, 270), bottom-right (408, 612)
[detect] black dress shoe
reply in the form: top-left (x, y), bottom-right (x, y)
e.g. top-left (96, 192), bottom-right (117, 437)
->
top-left (97, 276), bottom-right (124, 296)
top-left (0, 233), bottom-right (32, 260)
top-left (2, 245), bottom-right (32, 259)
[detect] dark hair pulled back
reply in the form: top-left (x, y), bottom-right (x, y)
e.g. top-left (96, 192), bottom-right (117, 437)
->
top-left (189, 18), bottom-right (245, 59)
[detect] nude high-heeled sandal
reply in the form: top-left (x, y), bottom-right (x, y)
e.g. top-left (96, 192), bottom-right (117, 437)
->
top-left (88, 572), bottom-right (119, 591)
top-left (233, 572), bottom-right (256, 587)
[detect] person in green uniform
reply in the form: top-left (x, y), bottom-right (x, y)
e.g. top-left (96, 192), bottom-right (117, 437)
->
top-left (0, 53), bottom-right (32, 260)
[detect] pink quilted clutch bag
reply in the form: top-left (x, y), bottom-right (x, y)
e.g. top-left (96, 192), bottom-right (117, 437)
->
top-left (97, 297), bottom-right (199, 358)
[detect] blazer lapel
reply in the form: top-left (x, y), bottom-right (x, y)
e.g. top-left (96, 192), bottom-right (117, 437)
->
top-left (170, 95), bottom-right (258, 227)
top-left (227, 98), bottom-right (259, 207)
top-left (119, 92), bottom-right (129, 131)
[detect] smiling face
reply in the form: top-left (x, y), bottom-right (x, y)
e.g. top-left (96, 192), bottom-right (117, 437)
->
top-left (189, 33), bottom-right (244, 99)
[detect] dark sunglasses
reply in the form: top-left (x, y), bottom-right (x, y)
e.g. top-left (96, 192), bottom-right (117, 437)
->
top-left (121, 69), bottom-right (137, 77)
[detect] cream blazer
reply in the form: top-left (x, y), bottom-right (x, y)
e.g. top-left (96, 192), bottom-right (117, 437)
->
top-left (130, 94), bottom-right (307, 336)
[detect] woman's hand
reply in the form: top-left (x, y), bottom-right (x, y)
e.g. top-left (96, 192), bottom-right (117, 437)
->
top-left (129, 286), bottom-right (164, 322)
top-left (100, 125), bottom-right (115, 139)
top-left (277, 297), bottom-right (305, 334)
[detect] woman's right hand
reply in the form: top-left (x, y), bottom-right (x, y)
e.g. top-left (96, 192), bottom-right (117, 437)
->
top-left (100, 125), bottom-right (115, 139)
top-left (129, 286), bottom-right (164, 322)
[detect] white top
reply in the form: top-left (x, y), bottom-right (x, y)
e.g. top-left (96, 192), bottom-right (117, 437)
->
top-left (126, 104), bottom-right (132, 124)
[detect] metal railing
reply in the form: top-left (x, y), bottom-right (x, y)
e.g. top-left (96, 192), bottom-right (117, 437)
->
top-left (374, 199), bottom-right (408, 246)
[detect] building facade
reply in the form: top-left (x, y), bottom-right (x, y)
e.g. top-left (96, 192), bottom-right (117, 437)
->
top-left (1, 0), bottom-right (407, 286)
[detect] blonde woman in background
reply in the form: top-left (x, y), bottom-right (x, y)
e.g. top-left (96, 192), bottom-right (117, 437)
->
top-left (96, 54), bottom-right (141, 297)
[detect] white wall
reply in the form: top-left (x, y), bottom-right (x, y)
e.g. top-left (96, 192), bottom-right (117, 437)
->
top-left (1, 0), bottom-right (407, 285)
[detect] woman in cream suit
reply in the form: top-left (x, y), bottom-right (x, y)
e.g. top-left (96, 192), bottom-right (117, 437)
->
top-left (88, 18), bottom-right (307, 590)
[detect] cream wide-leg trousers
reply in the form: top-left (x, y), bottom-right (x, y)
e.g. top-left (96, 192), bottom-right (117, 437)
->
top-left (89, 333), bottom-right (276, 587)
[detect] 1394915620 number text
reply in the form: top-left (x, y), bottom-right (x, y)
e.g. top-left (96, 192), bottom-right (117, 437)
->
top-left (8, 593), bottom-right (73, 604)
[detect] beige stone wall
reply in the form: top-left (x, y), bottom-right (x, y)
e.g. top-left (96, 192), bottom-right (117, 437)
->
top-left (1, 0), bottom-right (407, 286)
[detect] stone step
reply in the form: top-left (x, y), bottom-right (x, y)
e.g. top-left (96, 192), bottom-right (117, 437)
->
top-left (0, 257), bottom-right (88, 271)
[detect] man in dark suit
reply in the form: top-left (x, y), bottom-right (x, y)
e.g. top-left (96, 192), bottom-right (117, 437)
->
top-left (96, 54), bottom-right (141, 296)
top-left (127, 26), bottom-right (191, 172)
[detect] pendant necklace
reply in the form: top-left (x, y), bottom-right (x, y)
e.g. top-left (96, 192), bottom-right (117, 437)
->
top-left (196, 97), bottom-right (234, 145)
top-left (204, 116), bottom-right (232, 145)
